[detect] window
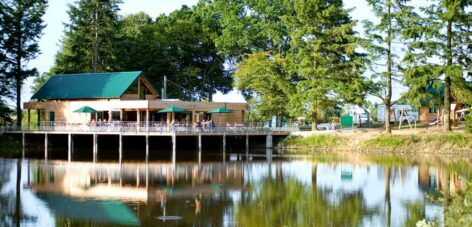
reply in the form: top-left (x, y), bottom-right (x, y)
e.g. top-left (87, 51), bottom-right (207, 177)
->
top-left (429, 107), bottom-right (438, 113)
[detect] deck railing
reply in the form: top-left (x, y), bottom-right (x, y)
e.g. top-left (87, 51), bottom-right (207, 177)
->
top-left (4, 121), bottom-right (298, 135)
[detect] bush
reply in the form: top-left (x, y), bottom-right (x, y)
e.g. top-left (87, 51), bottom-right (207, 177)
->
top-left (465, 114), bottom-right (472, 133)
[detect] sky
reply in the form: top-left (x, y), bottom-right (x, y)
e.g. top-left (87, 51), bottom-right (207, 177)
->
top-left (24, 0), bottom-right (380, 104)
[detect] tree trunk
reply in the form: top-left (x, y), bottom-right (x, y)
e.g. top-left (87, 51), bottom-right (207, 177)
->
top-left (16, 77), bottom-right (22, 127)
top-left (385, 2), bottom-right (392, 134)
top-left (311, 107), bottom-right (318, 131)
top-left (444, 20), bottom-right (452, 131)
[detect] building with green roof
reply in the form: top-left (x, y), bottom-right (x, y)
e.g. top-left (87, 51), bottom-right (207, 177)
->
top-left (24, 71), bottom-right (246, 126)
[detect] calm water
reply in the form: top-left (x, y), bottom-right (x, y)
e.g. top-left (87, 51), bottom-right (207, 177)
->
top-left (0, 150), bottom-right (470, 227)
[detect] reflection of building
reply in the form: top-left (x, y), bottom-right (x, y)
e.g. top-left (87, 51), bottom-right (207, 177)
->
top-left (31, 161), bottom-right (245, 202)
top-left (417, 165), bottom-right (465, 194)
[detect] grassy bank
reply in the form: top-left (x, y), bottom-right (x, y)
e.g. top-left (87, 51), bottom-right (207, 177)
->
top-left (279, 132), bottom-right (472, 153)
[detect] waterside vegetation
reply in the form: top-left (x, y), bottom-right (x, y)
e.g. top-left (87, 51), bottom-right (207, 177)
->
top-left (280, 132), bottom-right (472, 153)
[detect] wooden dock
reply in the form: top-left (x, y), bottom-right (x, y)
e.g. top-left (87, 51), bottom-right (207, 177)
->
top-left (4, 122), bottom-right (295, 163)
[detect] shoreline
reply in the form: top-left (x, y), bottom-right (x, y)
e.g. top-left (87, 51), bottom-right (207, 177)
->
top-left (278, 130), bottom-right (472, 154)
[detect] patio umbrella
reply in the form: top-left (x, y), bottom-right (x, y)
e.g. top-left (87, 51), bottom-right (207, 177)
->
top-left (159, 106), bottom-right (186, 124)
top-left (208, 107), bottom-right (232, 127)
top-left (74, 106), bottom-right (97, 113)
top-left (207, 107), bottom-right (231, 113)
top-left (74, 106), bottom-right (97, 122)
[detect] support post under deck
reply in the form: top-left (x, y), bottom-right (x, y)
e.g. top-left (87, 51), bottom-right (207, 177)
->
top-left (145, 134), bottom-right (149, 162)
top-left (198, 133), bottom-right (202, 151)
top-left (68, 133), bottom-right (72, 162)
top-left (266, 134), bottom-right (273, 148)
top-left (222, 133), bottom-right (226, 152)
top-left (93, 134), bottom-right (98, 163)
top-left (171, 132), bottom-right (176, 165)
top-left (119, 133), bottom-right (123, 165)
top-left (44, 133), bottom-right (48, 160)
top-left (22, 132), bottom-right (25, 158)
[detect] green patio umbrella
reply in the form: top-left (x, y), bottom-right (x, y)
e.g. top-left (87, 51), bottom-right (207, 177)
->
top-left (74, 106), bottom-right (97, 113)
top-left (208, 107), bottom-right (232, 127)
top-left (74, 106), bottom-right (97, 122)
top-left (158, 106), bottom-right (186, 113)
top-left (159, 106), bottom-right (187, 124)
top-left (207, 107), bottom-right (232, 113)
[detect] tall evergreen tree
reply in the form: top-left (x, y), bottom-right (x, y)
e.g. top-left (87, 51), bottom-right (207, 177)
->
top-left (53, 0), bottom-right (121, 73)
top-left (0, 0), bottom-right (47, 126)
top-left (287, 0), bottom-right (367, 130)
top-left (363, 0), bottom-right (414, 133)
top-left (403, 0), bottom-right (472, 131)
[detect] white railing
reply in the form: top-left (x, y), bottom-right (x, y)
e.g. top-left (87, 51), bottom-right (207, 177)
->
top-left (4, 121), bottom-right (298, 135)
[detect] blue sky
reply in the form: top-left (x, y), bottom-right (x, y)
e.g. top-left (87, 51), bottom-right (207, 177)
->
top-left (25, 0), bottom-right (377, 103)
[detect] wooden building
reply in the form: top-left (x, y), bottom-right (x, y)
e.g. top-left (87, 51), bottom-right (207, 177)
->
top-left (24, 71), bottom-right (247, 126)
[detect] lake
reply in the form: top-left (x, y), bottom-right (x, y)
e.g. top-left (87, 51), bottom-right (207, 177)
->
top-left (0, 149), bottom-right (468, 226)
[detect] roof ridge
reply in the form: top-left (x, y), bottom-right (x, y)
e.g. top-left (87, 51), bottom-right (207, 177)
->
top-left (55, 71), bottom-right (142, 76)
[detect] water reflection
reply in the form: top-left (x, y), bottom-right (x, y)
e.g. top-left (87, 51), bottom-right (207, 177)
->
top-left (0, 154), bottom-right (469, 226)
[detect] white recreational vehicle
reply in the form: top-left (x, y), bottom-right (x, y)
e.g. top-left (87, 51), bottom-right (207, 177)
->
top-left (377, 105), bottom-right (419, 123)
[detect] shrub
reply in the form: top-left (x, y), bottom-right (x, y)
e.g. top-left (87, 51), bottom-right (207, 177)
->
top-left (465, 114), bottom-right (472, 133)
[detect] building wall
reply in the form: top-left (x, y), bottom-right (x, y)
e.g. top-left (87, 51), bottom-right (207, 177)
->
top-left (24, 100), bottom-right (247, 124)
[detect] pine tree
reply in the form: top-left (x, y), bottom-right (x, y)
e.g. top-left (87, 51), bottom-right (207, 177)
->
top-left (363, 0), bottom-right (414, 133)
top-left (287, 0), bottom-right (367, 130)
top-left (0, 0), bottom-right (47, 127)
top-left (53, 0), bottom-right (121, 73)
top-left (403, 0), bottom-right (472, 131)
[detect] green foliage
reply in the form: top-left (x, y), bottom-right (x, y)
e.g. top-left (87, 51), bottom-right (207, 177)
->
top-left (445, 180), bottom-right (472, 226)
top-left (30, 72), bottom-right (50, 94)
top-left (286, 0), bottom-right (367, 129)
top-left (53, 0), bottom-right (121, 73)
top-left (0, 0), bottom-right (47, 126)
top-left (402, 0), bottom-right (472, 131)
top-left (236, 178), bottom-right (374, 227)
top-left (363, 0), bottom-right (414, 133)
top-left (282, 135), bottom-right (342, 148)
top-left (465, 114), bottom-right (472, 133)
top-left (235, 52), bottom-right (293, 126)
top-left (53, 3), bottom-right (231, 101)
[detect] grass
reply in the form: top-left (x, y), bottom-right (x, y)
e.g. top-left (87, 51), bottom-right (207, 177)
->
top-left (362, 135), bottom-right (420, 149)
top-left (281, 135), bottom-right (342, 148)
top-left (280, 132), bottom-right (472, 153)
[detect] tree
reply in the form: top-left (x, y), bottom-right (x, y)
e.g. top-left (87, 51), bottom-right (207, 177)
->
top-left (52, 0), bottom-right (121, 74)
top-left (234, 52), bottom-right (294, 126)
top-left (363, 0), bottom-right (414, 133)
top-left (0, 0), bottom-right (47, 127)
top-left (286, 0), bottom-right (367, 130)
top-left (403, 0), bottom-right (472, 131)
top-left (211, 0), bottom-right (295, 120)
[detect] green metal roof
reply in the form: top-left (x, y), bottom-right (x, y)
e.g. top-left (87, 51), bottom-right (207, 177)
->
top-left (32, 71), bottom-right (144, 100)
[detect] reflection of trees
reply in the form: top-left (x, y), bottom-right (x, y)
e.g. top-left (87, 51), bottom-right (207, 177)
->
top-left (385, 166), bottom-right (391, 227)
top-left (401, 200), bottom-right (427, 227)
top-left (235, 178), bottom-right (374, 226)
